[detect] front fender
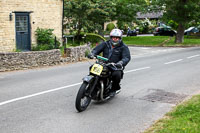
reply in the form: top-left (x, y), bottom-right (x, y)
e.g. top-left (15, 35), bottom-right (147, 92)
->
top-left (82, 75), bottom-right (94, 83)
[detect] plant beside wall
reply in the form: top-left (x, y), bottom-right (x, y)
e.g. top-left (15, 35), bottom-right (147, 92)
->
top-left (32, 28), bottom-right (60, 51)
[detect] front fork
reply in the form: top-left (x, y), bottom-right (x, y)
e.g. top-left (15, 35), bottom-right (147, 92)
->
top-left (100, 80), bottom-right (104, 101)
top-left (82, 75), bottom-right (99, 97)
top-left (82, 75), bottom-right (111, 101)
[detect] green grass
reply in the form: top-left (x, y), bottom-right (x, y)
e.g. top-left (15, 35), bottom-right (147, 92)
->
top-left (123, 36), bottom-right (169, 46)
top-left (166, 36), bottom-right (200, 46)
top-left (145, 95), bottom-right (200, 133)
top-left (123, 36), bottom-right (200, 46)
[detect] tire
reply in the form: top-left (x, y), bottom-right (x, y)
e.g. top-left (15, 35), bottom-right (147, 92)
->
top-left (75, 82), bottom-right (92, 112)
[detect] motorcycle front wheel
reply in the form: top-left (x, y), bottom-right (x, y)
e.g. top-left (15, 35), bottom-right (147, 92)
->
top-left (75, 82), bottom-right (92, 112)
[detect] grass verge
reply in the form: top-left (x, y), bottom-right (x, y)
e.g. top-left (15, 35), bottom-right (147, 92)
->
top-left (123, 36), bottom-right (200, 47)
top-left (165, 36), bottom-right (200, 46)
top-left (123, 36), bottom-right (169, 46)
top-left (144, 94), bottom-right (200, 133)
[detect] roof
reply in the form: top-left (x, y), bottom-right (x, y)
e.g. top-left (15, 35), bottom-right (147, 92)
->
top-left (136, 12), bottom-right (163, 19)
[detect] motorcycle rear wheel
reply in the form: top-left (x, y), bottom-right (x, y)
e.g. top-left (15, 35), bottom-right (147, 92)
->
top-left (75, 82), bottom-right (92, 112)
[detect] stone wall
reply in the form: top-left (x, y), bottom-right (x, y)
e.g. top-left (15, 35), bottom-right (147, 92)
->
top-left (64, 45), bottom-right (90, 62)
top-left (0, 49), bottom-right (61, 72)
top-left (0, 45), bottom-right (89, 72)
top-left (0, 0), bottom-right (63, 52)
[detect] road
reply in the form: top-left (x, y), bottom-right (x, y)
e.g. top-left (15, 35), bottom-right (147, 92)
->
top-left (0, 47), bottom-right (200, 133)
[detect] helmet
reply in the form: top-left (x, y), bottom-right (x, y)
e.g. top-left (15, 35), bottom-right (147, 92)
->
top-left (110, 29), bottom-right (122, 46)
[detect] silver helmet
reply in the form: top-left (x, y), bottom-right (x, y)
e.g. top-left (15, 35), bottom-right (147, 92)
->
top-left (110, 29), bottom-right (123, 46)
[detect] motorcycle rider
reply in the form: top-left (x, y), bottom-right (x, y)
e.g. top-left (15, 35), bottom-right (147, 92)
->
top-left (88, 28), bottom-right (131, 94)
top-left (127, 27), bottom-right (131, 36)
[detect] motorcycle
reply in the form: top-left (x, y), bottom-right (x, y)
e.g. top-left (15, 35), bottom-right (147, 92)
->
top-left (127, 28), bottom-right (138, 36)
top-left (75, 55), bottom-right (122, 112)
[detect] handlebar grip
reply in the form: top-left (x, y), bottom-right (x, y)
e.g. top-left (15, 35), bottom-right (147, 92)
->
top-left (96, 55), bottom-right (109, 61)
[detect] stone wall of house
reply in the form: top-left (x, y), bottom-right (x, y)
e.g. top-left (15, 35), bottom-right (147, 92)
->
top-left (0, 0), bottom-right (63, 52)
top-left (0, 45), bottom-right (89, 72)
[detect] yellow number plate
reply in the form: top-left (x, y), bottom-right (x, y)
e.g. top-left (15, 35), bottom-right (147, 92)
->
top-left (90, 64), bottom-right (103, 76)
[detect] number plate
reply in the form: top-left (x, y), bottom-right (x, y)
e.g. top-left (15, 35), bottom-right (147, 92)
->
top-left (90, 64), bottom-right (103, 76)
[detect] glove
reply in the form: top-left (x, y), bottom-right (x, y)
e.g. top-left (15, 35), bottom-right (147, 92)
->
top-left (88, 53), bottom-right (95, 59)
top-left (115, 61), bottom-right (123, 69)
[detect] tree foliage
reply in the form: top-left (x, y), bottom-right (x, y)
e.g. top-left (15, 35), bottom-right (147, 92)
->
top-left (114, 0), bottom-right (147, 30)
top-left (114, 0), bottom-right (147, 22)
top-left (64, 0), bottom-right (116, 39)
top-left (64, 0), bottom-right (148, 39)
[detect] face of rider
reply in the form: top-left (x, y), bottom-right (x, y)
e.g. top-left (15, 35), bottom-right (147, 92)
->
top-left (111, 36), bottom-right (120, 42)
top-left (111, 36), bottom-right (121, 46)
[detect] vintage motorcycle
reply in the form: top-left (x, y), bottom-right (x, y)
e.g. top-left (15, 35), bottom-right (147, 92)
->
top-left (75, 55), bottom-right (122, 112)
top-left (127, 28), bottom-right (139, 36)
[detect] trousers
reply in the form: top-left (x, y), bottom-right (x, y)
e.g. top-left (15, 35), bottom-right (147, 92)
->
top-left (111, 70), bottom-right (123, 90)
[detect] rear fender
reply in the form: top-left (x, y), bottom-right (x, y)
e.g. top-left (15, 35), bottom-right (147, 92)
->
top-left (82, 75), bottom-right (94, 83)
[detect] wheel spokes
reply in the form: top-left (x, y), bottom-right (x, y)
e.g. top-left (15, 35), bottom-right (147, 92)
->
top-left (81, 96), bottom-right (89, 107)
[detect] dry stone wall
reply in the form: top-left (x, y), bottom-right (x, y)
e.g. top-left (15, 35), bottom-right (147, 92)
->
top-left (0, 45), bottom-right (89, 72)
top-left (65, 45), bottom-right (90, 62)
top-left (0, 49), bottom-right (61, 72)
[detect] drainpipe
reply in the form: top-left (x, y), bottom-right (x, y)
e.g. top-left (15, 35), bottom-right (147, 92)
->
top-left (62, 0), bottom-right (67, 55)
top-left (62, 0), bottom-right (64, 46)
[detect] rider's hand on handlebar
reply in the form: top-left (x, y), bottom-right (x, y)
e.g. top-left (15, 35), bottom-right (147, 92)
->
top-left (87, 53), bottom-right (95, 59)
top-left (115, 61), bottom-right (123, 69)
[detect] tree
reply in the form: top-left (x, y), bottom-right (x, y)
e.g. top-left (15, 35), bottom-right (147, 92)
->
top-left (64, 0), bottom-right (93, 39)
top-left (151, 0), bottom-right (200, 43)
top-left (64, 0), bottom-right (116, 39)
top-left (114, 0), bottom-right (147, 29)
top-left (64, 0), bottom-right (148, 38)
top-left (87, 0), bottom-right (116, 35)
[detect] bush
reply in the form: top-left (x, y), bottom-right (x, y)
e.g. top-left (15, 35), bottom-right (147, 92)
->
top-left (85, 49), bottom-right (90, 57)
top-left (106, 23), bottom-right (115, 32)
top-left (32, 44), bottom-right (52, 51)
top-left (33, 28), bottom-right (60, 51)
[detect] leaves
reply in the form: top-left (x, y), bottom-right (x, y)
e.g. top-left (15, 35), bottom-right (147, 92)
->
top-left (64, 0), bottom-right (116, 37)
top-left (34, 28), bottom-right (60, 50)
top-left (64, 0), bottom-right (147, 38)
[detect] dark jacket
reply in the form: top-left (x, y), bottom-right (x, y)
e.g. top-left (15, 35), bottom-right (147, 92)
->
top-left (91, 40), bottom-right (131, 67)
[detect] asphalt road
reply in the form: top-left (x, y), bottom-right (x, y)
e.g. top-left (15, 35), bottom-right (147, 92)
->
top-left (0, 47), bottom-right (200, 133)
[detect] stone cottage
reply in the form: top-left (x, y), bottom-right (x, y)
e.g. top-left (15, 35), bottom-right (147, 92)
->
top-left (0, 0), bottom-right (63, 52)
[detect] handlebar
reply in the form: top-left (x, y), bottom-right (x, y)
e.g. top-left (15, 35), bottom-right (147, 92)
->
top-left (96, 55), bottom-right (109, 62)
top-left (88, 54), bottom-right (109, 62)
top-left (106, 62), bottom-right (123, 70)
top-left (88, 55), bottom-right (123, 70)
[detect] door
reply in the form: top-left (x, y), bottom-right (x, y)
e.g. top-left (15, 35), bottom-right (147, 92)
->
top-left (15, 13), bottom-right (31, 51)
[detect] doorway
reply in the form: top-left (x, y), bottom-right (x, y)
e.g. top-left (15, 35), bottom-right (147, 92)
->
top-left (15, 12), bottom-right (31, 51)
